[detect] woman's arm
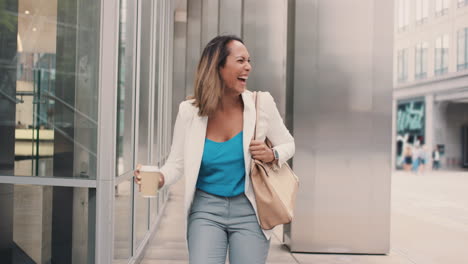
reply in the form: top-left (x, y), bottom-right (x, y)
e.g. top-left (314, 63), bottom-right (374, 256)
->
top-left (263, 92), bottom-right (295, 167)
top-left (159, 101), bottom-right (189, 187)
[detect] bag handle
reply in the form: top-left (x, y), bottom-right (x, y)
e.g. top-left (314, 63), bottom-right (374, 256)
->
top-left (252, 91), bottom-right (259, 141)
top-left (252, 91), bottom-right (273, 149)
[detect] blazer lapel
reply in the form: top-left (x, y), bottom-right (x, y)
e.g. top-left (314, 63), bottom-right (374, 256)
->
top-left (242, 91), bottom-right (256, 193)
top-left (186, 113), bottom-right (208, 190)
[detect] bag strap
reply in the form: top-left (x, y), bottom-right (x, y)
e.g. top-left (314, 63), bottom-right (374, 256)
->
top-left (252, 91), bottom-right (273, 149)
top-left (252, 91), bottom-right (259, 141)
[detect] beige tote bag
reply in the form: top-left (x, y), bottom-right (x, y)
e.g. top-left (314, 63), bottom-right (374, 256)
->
top-left (250, 92), bottom-right (299, 230)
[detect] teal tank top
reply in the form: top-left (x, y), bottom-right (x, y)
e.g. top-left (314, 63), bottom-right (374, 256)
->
top-left (196, 131), bottom-right (245, 197)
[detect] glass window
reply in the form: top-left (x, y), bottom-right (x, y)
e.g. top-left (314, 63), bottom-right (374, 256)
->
top-left (113, 180), bottom-right (133, 263)
top-left (415, 42), bottom-right (428, 79)
top-left (137, 0), bottom-right (152, 167)
top-left (435, 0), bottom-right (449, 16)
top-left (149, 194), bottom-right (159, 225)
top-left (397, 49), bottom-right (408, 82)
top-left (134, 0), bottom-right (154, 248)
top-left (457, 28), bottom-right (468, 71)
top-left (416, 0), bottom-right (429, 24)
top-left (134, 184), bottom-right (149, 248)
top-left (0, 183), bottom-right (95, 263)
top-left (435, 34), bottom-right (449, 75)
top-left (116, 0), bottom-right (136, 177)
top-left (0, 0), bottom-right (100, 179)
top-left (398, 0), bottom-right (410, 31)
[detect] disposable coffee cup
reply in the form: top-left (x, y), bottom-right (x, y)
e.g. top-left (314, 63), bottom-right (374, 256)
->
top-left (140, 166), bottom-right (160, 197)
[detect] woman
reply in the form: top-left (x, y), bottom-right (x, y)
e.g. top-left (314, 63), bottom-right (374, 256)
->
top-left (403, 145), bottom-right (413, 171)
top-left (135, 35), bottom-right (295, 264)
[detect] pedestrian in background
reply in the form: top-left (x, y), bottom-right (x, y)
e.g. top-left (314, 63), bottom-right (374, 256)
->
top-left (433, 146), bottom-right (441, 170)
top-left (412, 143), bottom-right (420, 173)
top-left (403, 145), bottom-right (413, 171)
top-left (418, 145), bottom-right (428, 174)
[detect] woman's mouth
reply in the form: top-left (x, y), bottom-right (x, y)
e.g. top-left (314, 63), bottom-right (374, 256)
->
top-left (237, 76), bottom-right (248, 85)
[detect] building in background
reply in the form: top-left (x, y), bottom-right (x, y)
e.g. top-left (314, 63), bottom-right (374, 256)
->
top-left (393, 0), bottom-right (468, 170)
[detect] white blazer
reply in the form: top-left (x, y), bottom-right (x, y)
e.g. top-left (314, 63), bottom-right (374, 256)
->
top-left (158, 90), bottom-right (295, 239)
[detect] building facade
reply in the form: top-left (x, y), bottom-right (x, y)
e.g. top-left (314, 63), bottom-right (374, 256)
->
top-left (0, 0), bottom-right (175, 263)
top-left (393, 0), bottom-right (468, 170)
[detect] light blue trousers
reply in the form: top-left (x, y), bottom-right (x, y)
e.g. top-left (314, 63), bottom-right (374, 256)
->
top-left (188, 189), bottom-right (270, 264)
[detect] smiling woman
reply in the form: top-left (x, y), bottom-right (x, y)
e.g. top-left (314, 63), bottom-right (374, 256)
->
top-left (219, 40), bottom-right (251, 95)
top-left (134, 35), bottom-right (295, 264)
top-left (191, 35), bottom-right (250, 117)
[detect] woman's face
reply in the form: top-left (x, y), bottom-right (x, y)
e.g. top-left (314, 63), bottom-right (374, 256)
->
top-left (219, 40), bottom-right (251, 95)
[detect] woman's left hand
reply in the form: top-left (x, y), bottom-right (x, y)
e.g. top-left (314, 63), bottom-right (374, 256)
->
top-left (249, 140), bottom-right (275, 163)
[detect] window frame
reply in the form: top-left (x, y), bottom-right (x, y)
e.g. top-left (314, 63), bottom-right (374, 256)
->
top-left (415, 42), bottom-right (428, 79)
top-left (416, 0), bottom-right (429, 24)
top-left (435, 34), bottom-right (449, 75)
top-left (397, 48), bottom-right (409, 82)
top-left (457, 28), bottom-right (468, 71)
top-left (435, 0), bottom-right (449, 16)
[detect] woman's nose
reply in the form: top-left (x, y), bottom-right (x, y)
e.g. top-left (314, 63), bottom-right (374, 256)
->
top-left (245, 62), bottom-right (252, 71)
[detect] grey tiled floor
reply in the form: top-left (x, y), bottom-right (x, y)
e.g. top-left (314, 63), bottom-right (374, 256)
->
top-left (139, 170), bottom-right (468, 264)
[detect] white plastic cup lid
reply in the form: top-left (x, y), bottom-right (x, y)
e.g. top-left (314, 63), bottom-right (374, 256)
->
top-left (140, 165), bottom-right (159, 172)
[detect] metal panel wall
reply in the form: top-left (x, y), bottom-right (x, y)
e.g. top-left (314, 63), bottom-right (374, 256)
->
top-left (219, 0), bottom-right (242, 36)
top-left (201, 0), bottom-right (219, 47)
top-left (185, 0), bottom-right (289, 116)
top-left (288, 0), bottom-right (393, 253)
top-left (185, 0), bottom-right (202, 95)
top-left (243, 0), bottom-right (289, 117)
top-left (172, 6), bottom-right (188, 127)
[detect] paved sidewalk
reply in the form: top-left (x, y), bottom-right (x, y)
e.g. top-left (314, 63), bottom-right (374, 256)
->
top-left (139, 170), bottom-right (468, 264)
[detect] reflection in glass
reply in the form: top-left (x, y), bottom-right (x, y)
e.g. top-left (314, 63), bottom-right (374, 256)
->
top-left (134, 0), bottom-right (153, 247)
top-left (0, 0), bottom-right (100, 179)
top-left (137, 0), bottom-right (153, 167)
top-left (134, 184), bottom-right (149, 248)
top-left (0, 183), bottom-right (94, 263)
top-left (149, 195), bottom-right (158, 226)
top-left (113, 180), bottom-right (133, 263)
top-left (116, 0), bottom-right (135, 177)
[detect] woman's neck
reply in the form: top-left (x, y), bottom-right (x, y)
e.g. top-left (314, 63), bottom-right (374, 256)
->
top-left (220, 93), bottom-right (243, 112)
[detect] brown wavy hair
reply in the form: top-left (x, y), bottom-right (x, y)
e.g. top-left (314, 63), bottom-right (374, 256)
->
top-left (190, 35), bottom-right (244, 117)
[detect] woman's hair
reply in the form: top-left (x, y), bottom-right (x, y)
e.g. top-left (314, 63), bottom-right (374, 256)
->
top-left (190, 35), bottom-right (244, 116)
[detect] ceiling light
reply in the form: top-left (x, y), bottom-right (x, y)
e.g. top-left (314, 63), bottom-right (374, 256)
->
top-left (24, 10), bottom-right (30, 14)
top-left (32, 27), bottom-right (37, 32)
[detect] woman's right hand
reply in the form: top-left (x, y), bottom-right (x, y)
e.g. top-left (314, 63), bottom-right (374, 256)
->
top-left (134, 164), bottom-right (142, 192)
top-left (134, 164), bottom-right (165, 192)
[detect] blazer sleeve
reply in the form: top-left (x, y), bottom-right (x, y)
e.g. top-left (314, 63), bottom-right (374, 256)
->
top-left (263, 92), bottom-right (295, 168)
top-left (159, 101), bottom-right (188, 187)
